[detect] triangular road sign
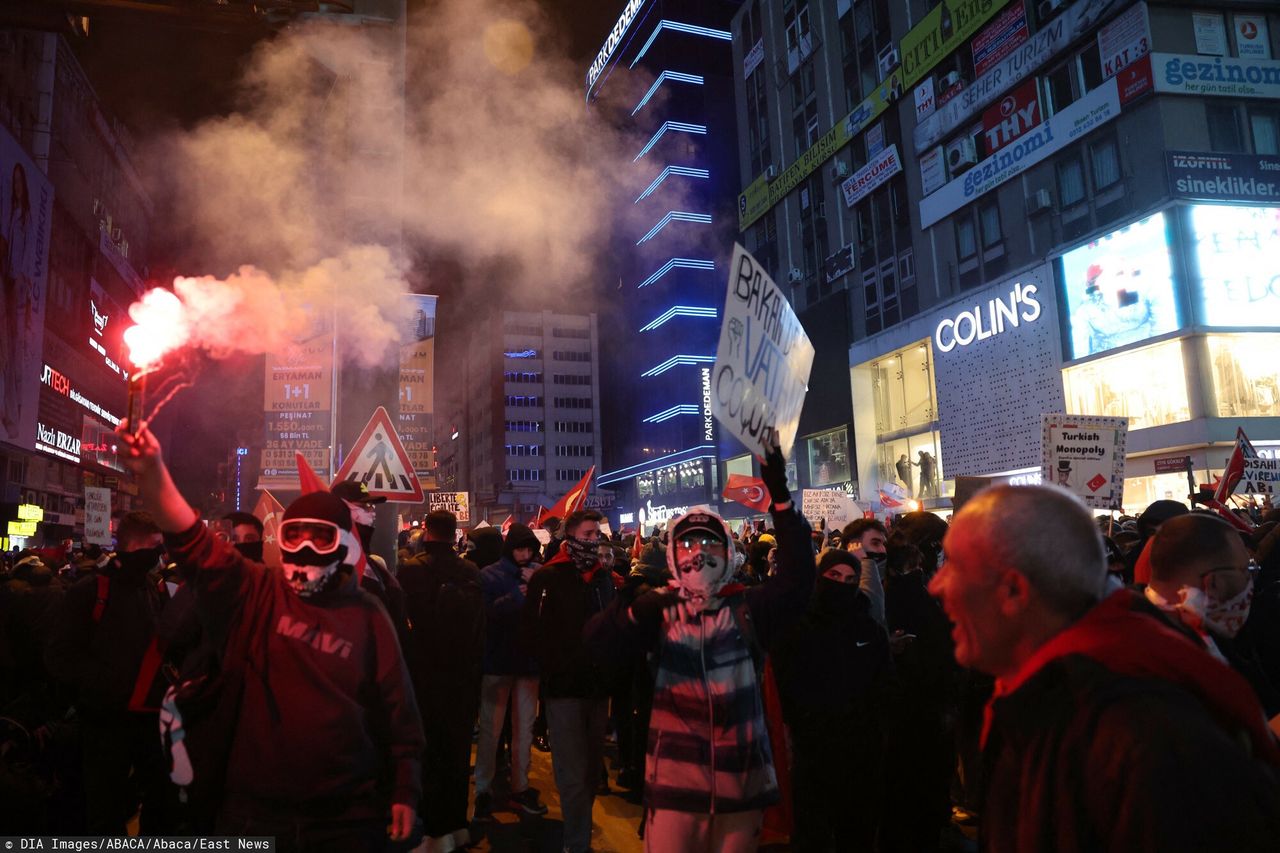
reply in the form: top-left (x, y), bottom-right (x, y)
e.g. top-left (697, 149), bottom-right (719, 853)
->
top-left (332, 406), bottom-right (425, 503)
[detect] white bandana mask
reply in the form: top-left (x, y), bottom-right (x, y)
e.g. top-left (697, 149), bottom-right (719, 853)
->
top-left (1182, 577), bottom-right (1254, 639)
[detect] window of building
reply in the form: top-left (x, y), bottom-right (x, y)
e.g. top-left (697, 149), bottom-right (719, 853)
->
top-left (1090, 138), bottom-right (1122, 190)
top-left (505, 444), bottom-right (542, 457)
top-left (1057, 157), bottom-right (1087, 207)
top-left (553, 397), bottom-right (592, 409)
top-left (505, 420), bottom-right (544, 432)
top-left (1042, 43), bottom-right (1103, 117)
top-left (1061, 340), bottom-right (1191, 429)
top-left (978, 202), bottom-right (1002, 250)
top-left (554, 421), bottom-right (593, 433)
top-left (552, 350), bottom-right (591, 362)
top-left (551, 327), bottom-right (590, 339)
top-left (725, 454), bottom-right (753, 481)
top-left (504, 371), bottom-right (543, 383)
top-left (507, 468), bottom-right (543, 482)
top-left (552, 374), bottom-right (591, 385)
top-left (1208, 103), bottom-right (1246, 152)
top-left (557, 469), bottom-right (587, 482)
top-left (503, 321), bottom-right (541, 336)
top-left (782, 0), bottom-right (814, 75)
top-left (1208, 334), bottom-right (1280, 418)
top-left (505, 395), bottom-right (543, 407)
top-left (807, 428), bottom-right (851, 487)
top-left (956, 215), bottom-right (978, 260)
top-left (1250, 108), bottom-right (1280, 155)
top-left (555, 445), bottom-right (595, 457)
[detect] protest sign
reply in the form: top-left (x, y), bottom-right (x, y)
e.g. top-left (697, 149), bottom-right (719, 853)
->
top-left (1041, 414), bottom-right (1129, 509)
top-left (428, 491), bottom-right (471, 523)
top-left (84, 487), bottom-right (112, 546)
top-left (1241, 457), bottom-right (1280, 494)
top-left (712, 245), bottom-right (815, 458)
top-left (802, 488), bottom-right (861, 531)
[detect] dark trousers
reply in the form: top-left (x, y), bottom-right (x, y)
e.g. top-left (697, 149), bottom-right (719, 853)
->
top-left (878, 716), bottom-right (954, 853)
top-left (81, 712), bottom-right (178, 834)
top-left (545, 696), bottom-right (608, 853)
top-left (789, 715), bottom-right (882, 852)
top-left (218, 796), bottom-right (386, 853)
top-left (421, 712), bottom-right (475, 840)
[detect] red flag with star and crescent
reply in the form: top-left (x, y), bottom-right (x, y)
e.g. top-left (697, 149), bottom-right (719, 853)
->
top-left (542, 466), bottom-right (596, 524)
top-left (722, 474), bottom-right (772, 513)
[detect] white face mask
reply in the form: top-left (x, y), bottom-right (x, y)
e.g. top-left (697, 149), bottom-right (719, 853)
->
top-left (285, 560), bottom-right (341, 597)
top-left (672, 544), bottom-right (731, 605)
top-left (1181, 577), bottom-right (1254, 639)
top-left (348, 504), bottom-right (376, 528)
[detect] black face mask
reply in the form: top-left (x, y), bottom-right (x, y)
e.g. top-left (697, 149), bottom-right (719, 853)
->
top-left (813, 576), bottom-right (860, 612)
top-left (118, 547), bottom-right (164, 575)
top-left (234, 541), bottom-right (265, 562)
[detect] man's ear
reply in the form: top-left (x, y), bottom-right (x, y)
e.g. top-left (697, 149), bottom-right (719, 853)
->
top-left (997, 568), bottom-right (1033, 618)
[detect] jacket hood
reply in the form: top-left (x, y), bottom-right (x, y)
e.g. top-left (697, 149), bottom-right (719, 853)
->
top-left (468, 527), bottom-right (504, 569)
top-left (503, 523), bottom-right (540, 558)
top-left (986, 590), bottom-right (1280, 767)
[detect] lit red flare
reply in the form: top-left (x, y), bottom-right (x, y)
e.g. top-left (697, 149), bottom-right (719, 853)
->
top-left (123, 288), bottom-right (188, 370)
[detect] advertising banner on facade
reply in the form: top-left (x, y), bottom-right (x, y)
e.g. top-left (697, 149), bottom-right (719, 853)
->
top-left (738, 73), bottom-right (900, 230)
top-left (1167, 151), bottom-right (1280, 203)
top-left (1097, 2), bottom-right (1150, 79)
top-left (1235, 15), bottom-right (1271, 60)
top-left (1, 123), bottom-right (54, 454)
top-left (399, 294), bottom-right (437, 487)
top-left (84, 486), bottom-right (112, 546)
top-left (920, 75), bottom-right (1122, 229)
top-left (428, 491), bottom-right (470, 524)
top-left (1189, 203), bottom-right (1280, 326)
top-left (1059, 211), bottom-right (1178, 359)
top-left (919, 147), bottom-right (947, 195)
top-left (713, 244), bottom-right (814, 458)
top-left (980, 79), bottom-right (1041, 155)
top-left (913, 0), bottom-right (1128, 154)
top-left (915, 78), bottom-right (937, 121)
top-left (259, 326), bottom-right (334, 490)
top-left (801, 488), bottom-right (861, 532)
top-left (744, 38), bottom-right (765, 78)
top-left (1042, 414), bottom-right (1129, 510)
top-left (899, 0), bottom-right (1013, 89)
top-left (1192, 13), bottom-right (1227, 56)
top-left (972, 2), bottom-right (1028, 77)
top-left (1151, 53), bottom-right (1280, 99)
top-left (841, 145), bottom-right (903, 208)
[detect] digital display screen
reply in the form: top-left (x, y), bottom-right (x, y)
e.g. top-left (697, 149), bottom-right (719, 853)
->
top-left (1060, 212), bottom-right (1179, 359)
top-left (1190, 204), bottom-right (1280, 327)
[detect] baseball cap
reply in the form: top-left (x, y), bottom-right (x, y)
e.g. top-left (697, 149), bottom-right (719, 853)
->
top-left (331, 479), bottom-right (388, 506)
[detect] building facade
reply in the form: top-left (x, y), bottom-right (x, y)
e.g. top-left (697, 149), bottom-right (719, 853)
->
top-left (732, 0), bottom-right (1280, 515)
top-left (462, 309), bottom-right (604, 523)
top-left (588, 0), bottom-right (745, 530)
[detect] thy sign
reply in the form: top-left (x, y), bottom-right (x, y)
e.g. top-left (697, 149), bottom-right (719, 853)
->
top-left (982, 80), bottom-right (1040, 154)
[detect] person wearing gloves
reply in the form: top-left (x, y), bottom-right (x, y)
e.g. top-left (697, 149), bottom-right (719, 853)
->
top-left (585, 445), bottom-right (815, 852)
top-left (113, 423), bottom-right (424, 849)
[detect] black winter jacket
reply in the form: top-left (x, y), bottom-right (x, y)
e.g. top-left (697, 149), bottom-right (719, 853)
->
top-left (520, 551), bottom-right (615, 698)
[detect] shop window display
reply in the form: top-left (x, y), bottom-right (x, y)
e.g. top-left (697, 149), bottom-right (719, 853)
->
top-left (1208, 335), bottom-right (1280, 418)
top-left (871, 342), bottom-right (936, 434)
top-left (876, 430), bottom-right (943, 500)
top-left (1062, 340), bottom-right (1190, 430)
top-left (807, 428), bottom-right (851, 487)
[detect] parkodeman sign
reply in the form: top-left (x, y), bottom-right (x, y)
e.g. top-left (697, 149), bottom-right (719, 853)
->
top-left (1151, 52), bottom-right (1280, 99)
top-left (919, 75), bottom-right (1122, 228)
top-left (585, 0), bottom-right (646, 96)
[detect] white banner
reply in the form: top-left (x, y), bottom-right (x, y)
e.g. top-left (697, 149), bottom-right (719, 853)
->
top-left (920, 76), bottom-right (1122, 229)
top-left (1242, 458), bottom-right (1280, 494)
top-left (912, 0), bottom-right (1127, 154)
top-left (1097, 2), bottom-right (1150, 79)
top-left (1151, 53), bottom-right (1280, 100)
top-left (1041, 414), bottom-right (1129, 510)
top-left (841, 145), bottom-right (903, 208)
top-left (84, 486), bottom-right (112, 546)
top-left (713, 245), bottom-right (814, 458)
top-left (801, 488), bottom-right (861, 532)
top-left (744, 38), bottom-right (765, 78)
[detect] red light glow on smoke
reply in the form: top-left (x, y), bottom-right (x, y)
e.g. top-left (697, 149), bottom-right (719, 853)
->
top-left (123, 288), bottom-right (187, 369)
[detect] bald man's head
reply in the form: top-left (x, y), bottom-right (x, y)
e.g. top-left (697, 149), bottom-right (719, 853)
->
top-left (1149, 513), bottom-right (1245, 587)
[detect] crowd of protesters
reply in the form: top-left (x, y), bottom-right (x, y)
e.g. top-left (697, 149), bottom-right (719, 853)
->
top-left (0, 421), bottom-right (1278, 852)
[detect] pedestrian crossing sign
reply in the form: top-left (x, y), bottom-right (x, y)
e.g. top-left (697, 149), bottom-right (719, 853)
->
top-left (332, 406), bottom-right (425, 503)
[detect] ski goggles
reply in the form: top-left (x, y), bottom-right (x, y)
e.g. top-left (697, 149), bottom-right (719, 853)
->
top-left (279, 519), bottom-right (343, 554)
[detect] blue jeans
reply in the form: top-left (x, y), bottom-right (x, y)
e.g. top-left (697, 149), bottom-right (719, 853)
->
top-left (545, 697), bottom-right (608, 853)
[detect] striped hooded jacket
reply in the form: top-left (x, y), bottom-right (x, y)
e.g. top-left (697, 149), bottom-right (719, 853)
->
top-left (587, 504), bottom-right (815, 813)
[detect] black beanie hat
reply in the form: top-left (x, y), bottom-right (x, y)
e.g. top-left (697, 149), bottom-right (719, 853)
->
top-left (504, 523), bottom-right (540, 558)
top-left (817, 548), bottom-right (860, 576)
top-left (283, 492), bottom-right (353, 531)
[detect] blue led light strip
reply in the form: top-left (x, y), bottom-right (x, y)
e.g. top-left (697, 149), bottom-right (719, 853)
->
top-left (634, 121), bottom-right (707, 162)
top-left (641, 354), bottom-right (716, 377)
top-left (635, 165), bottom-right (709, 203)
top-left (597, 444), bottom-right (718, 486)
top-left (639, 305), bottom-right (718, 332)
top-left (635, 257), bottom-right (716, 289)
top-left (632, 70), bottom-right (705, 116)
top-left (642, 404), bottom-right (701, 424)
top-left (637, 211), bottom-right (713, 245)
top-left (630, 20), bottom-right (732, 69)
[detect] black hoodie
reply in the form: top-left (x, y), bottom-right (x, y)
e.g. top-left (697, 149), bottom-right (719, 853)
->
top-left (166, 519), bottom-right (425, 813)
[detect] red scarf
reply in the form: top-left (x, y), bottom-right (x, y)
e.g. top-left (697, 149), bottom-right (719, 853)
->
top-left (983, 590), bottom-right (1280, 766)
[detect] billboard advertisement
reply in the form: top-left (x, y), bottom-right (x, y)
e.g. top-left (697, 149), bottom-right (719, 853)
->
top-left (1059, 212), bottom-right (1178, 360)
top-left (1167, 150), bottom-right (1280, 204)
top-left (260, 325), bottom-right (334, 490)
top-left (399, 294), bottom-right (437, 487)
top-left (1151, 53), bottom-right (1280, 100)
top-left (1189, 204), bottom-right (1280, 327)
top-left (2, 123), bottom-right (54, 453)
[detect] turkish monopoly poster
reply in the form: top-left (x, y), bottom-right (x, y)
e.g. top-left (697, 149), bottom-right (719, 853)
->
top-left (1, 123), bottom-right (54, 453)
top-left (1042, 414), bottom-right (1129, 510)
top-left (399, 294), bottom-right (438, 488)
top-left (260, 325), bottom-right (334, 490)
top-left (712, 244), bottom-right (814, 458)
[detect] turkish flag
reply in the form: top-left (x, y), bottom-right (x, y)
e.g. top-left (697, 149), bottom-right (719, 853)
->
top-left (723, 474), bottom-right (771, 513)
top-left (543, 466), bottom-right (596, 524)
